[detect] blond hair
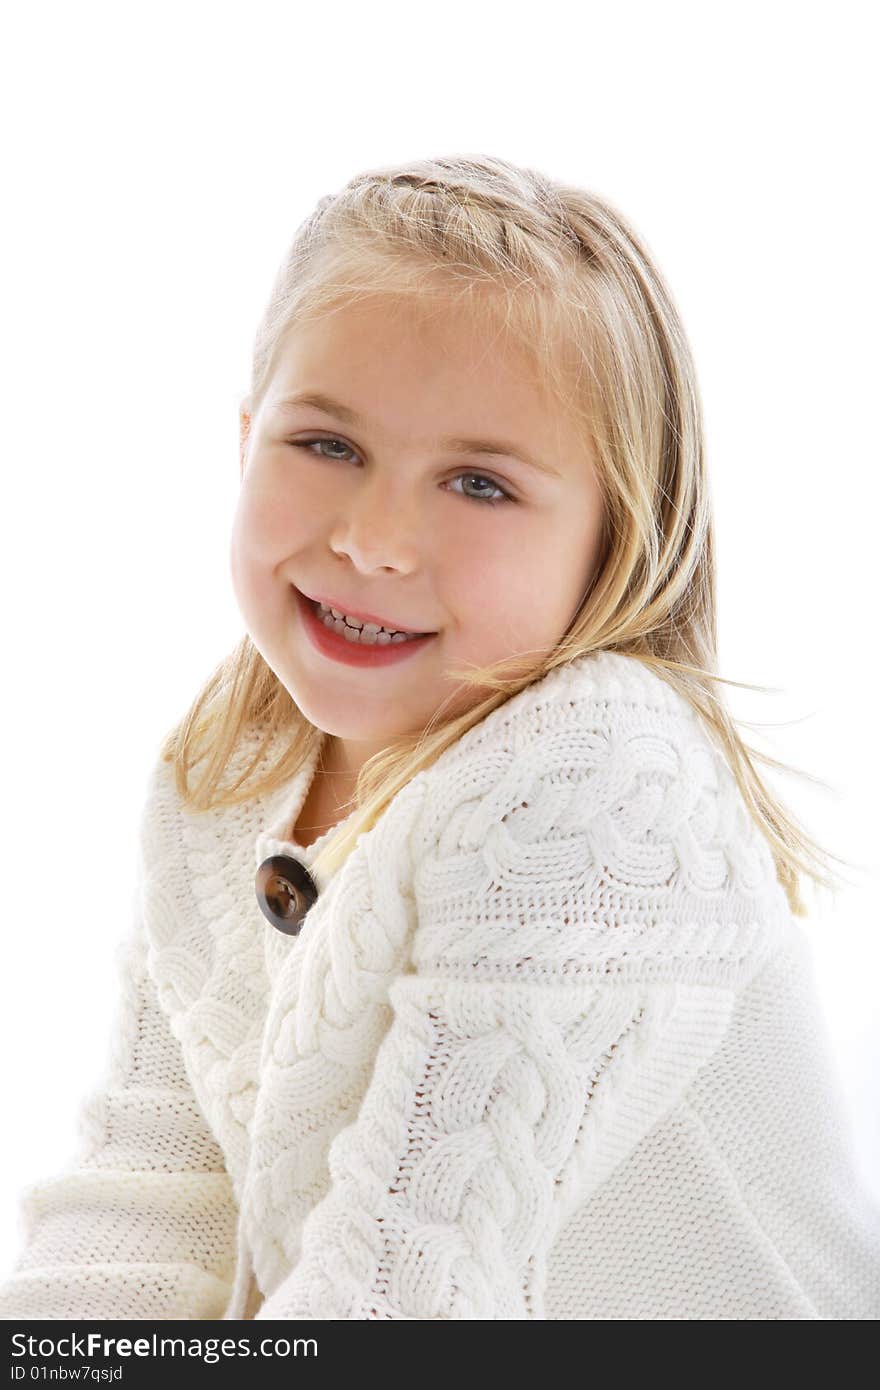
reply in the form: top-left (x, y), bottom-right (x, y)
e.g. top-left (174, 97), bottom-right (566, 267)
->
top-left (160, 152), bottom-right (861, 917)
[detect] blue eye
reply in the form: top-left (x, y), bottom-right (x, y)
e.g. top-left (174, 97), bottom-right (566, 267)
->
top-left (289, 438), bottom-right (514, 508)
top-left (297, 438), bottom-right (357, 462)
top-left (447, 473), bottom-right (511, 507)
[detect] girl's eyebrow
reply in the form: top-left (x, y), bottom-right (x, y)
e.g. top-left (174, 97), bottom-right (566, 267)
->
top-left (269, 390), bottom-right (562, 479)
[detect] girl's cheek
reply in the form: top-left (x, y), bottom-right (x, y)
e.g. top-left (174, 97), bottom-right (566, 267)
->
top-left (239, 485), bottom-right (305, 545)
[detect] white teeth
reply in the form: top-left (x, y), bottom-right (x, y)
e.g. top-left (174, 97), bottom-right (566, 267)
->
top-left (316, 601), bottom-right (420, 644)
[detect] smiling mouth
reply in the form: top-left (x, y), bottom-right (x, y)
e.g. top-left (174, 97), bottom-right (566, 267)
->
top-left (298, 589), bottom-right (437, 646)
top-left (299, 589), bottom-right (436, 639)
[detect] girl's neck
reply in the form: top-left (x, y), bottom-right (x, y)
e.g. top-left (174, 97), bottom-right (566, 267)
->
top-left (292, 743), bottom-right (358, 847)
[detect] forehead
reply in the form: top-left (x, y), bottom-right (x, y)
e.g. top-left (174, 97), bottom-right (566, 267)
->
top-left (266, 293), bottom-right (586, 439)
top-left (279, 292), bottom-right (538, 373)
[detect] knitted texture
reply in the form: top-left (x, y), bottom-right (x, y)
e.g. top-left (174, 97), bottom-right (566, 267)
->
top-left (0, 910), bottom-right (238, 1319)
top-left (1, 649), bottom-right (879, 1320)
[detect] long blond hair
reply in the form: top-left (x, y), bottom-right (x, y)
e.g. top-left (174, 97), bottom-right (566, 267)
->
top-left (160, 152), bottom-right (861, 917)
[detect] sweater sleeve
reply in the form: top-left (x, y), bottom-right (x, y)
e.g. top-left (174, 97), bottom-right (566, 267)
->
top-left (255, 972), bottom-right (736, 1320)
top-left (0, 876), bottom-right (239, 1320)
top-left (254, 667), bottom-right (778, 1320)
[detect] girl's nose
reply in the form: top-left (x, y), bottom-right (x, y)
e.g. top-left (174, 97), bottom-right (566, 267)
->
top-left (328, 483), bottom-right (422, 574)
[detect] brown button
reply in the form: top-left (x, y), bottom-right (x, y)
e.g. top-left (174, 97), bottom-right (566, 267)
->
top-left (255, 854), bottom-right (318, 935)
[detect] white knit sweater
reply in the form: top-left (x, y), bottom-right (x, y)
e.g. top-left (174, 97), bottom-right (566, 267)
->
top-left (2, 650), bottom-right (879, 1320)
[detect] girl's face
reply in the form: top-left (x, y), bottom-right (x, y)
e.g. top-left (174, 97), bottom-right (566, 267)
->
top-left (230, 293), bottom-right (605, 777)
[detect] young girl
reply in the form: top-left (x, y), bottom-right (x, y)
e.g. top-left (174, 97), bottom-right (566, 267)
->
top-left (2, 153), bottom-right (878, 1321)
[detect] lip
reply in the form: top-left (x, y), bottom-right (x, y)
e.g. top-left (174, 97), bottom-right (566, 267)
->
top-left (298, 587), bottom-right (435, 637)
top-left (293, 586), bottom-right (438, 668)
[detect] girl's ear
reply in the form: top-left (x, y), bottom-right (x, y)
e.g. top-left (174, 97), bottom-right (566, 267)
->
top-left (239, 401), bottom-right (252, 479)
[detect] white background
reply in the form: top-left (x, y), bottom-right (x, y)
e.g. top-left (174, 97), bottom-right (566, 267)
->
top-left (1, 0), bottom-right (878, 1275)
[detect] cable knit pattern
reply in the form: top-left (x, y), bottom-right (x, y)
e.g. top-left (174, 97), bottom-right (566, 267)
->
top-left (2, 649), bottom-right (879, 1320)
top-left (240, 773), bottom-right (431, 1300)
top-left (252, 976), bottom-right (735, 1318)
